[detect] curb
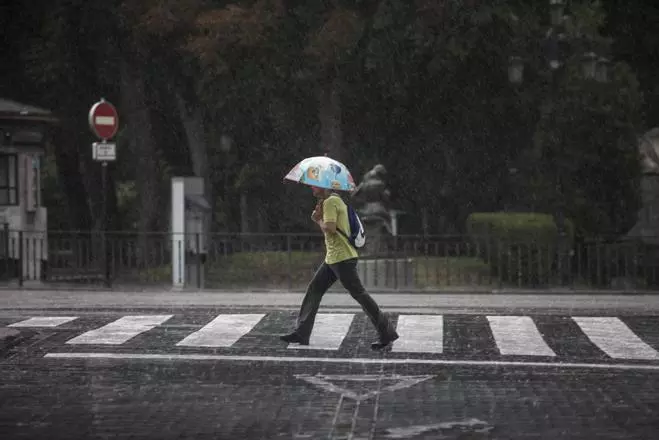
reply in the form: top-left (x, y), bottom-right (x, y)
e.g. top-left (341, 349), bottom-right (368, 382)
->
top-left (1, 285), bottom-right (658, 296)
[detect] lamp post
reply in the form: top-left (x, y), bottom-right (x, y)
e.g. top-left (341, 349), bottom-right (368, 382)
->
top-left (507, 0), bottom-right (610, 286)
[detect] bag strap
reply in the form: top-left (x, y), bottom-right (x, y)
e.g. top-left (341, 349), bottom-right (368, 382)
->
top-left (336, 227), bottom-right (358, 250)
top-left (326, 195), bottom-right (357, 248)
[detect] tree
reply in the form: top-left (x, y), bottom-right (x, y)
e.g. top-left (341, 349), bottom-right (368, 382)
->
top-left (601, 0), bottom-right (659, 127)
top-left (20, 0), bottom-right (123, 231)
top-left (527, 1), bottom-right (643, 237)
top-left (2, 0), bottom-right (647, 239)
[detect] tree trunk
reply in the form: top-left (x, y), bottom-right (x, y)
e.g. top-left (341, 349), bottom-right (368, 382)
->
top-left (174, 92), bottom-right (213, 240)
top-left (51, 127), bottom-right (93, 230)
top-left (240, 192), bottom-right (249, 234)
top-left (318, 75), bottom-right (343, 160)
top-left (120, 58), bottom-right (160, 263)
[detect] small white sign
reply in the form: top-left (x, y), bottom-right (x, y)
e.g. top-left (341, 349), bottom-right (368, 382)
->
top-left (92, 142), bottom-right (116, 161)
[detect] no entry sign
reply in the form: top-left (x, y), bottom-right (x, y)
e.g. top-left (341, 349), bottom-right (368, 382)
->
top-left (89, 98), bottom-right (119, 140)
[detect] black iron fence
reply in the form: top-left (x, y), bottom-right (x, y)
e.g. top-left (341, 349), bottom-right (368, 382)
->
top-left (0, 228), bottom-right (658, 291)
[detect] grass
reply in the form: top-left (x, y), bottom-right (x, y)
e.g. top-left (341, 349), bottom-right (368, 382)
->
top-left (130, 252), bottom-right (497, 289)
top-left (131, 251), bottom-right (324, 288)
top-left (413, 256), bottom-right (496, 288)
top-left (207, 251), bottom-right (323, 288)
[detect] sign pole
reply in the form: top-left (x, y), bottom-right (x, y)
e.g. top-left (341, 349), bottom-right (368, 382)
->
top-left (101, 148), bottom-right (109, 286)
top-left (89, 98), bottom-right (118, 287)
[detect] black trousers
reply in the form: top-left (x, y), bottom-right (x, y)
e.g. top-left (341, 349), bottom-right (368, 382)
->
top-left (294, 258), bottom-right (397, 341)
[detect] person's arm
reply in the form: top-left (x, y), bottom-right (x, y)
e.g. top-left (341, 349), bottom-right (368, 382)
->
top-left (317, 219), bottom-right (337, 234)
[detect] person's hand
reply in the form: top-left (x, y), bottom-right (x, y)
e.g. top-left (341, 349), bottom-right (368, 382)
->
top-left (311, 201), bottom-right (323, 223)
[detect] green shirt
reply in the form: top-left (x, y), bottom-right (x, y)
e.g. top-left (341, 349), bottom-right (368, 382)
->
top-left (322, 194), bottom-right (358, 264)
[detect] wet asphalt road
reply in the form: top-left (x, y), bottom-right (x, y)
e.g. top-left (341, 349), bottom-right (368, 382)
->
top-left (1, 308), bottom-right (659, 439)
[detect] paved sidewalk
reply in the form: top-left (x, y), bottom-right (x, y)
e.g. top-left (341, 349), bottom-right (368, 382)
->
top-left (4, 281), bottom-right (659, 295)
top-left (2, 288), bottom-right (659, 313)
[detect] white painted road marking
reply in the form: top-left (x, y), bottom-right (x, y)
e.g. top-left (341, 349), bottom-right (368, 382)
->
top-left (487, 316), bottom-right (556, 357)
top-left (573, 317), bottom-right (659, 360)
top-left (13, 312), bottom-right (659, 364)
top-left (294, 374), bottom-right (435, 402)
top-left (94, 116), bottom-right (115, 125)
top-left (66, 315), bottom-right (173, 345)
top-left (385, 420), bottom-right (493, 439)
top-left (288, 313), bottom-right (354, 351)
top-left (43, 352), bottom-right (659, 372)
top-left (176, 314), bottom-right (265, 347)
top-left (392, 315), bottom-right (443, 353)
top-left (8, 316), bottom-right (78, 327)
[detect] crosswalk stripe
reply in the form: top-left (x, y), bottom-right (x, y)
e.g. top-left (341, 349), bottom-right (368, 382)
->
top-left (66, 315), bottom-right (173, 345)
top-left (14, 312), bottom-right (659, 361)
top-left (572, 317), bottom-right (659, 360)
top-left (487, 316), bottom-right (556, 357)
top-left (176, 314), bottom-right (265, 347)
top-left (8, 316), bottom-right (78, 327)
top-left (288, 313), bottom-right (354, 351)
top-left (392, 315), bottom-right (443, 353)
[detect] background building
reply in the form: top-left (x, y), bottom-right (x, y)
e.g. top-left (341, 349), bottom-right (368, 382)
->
top-left (0, 98), bottom-right (55, 282)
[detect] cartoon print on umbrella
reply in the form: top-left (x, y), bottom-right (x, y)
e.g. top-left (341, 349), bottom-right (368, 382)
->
top-left (307, 166), bottom-right (320, 182)
top-left (329, 163), bottom-right (343, 190)
top-left (284, 156), bottom-right (356, 192)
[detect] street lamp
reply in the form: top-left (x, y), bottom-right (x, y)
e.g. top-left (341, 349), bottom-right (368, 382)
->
top-left (219, 134), bottom-right (233, 153)
top-left (508, 56), bottom-right (524, 84)
top-left (549, 0), bottom-right (566, 26)
top-left (596, 57), bottom-right (610, 83)
top-left (582, 52), bottom-right (598, 79)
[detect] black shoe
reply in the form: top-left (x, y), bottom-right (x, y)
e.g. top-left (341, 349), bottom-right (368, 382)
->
top-left (279, 332), bottom-right (309, 345)
top-left (371, 332), bottom-right (399, 350)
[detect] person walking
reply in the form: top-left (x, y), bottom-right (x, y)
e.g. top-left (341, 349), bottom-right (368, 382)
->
top-left (279, 184), bottom-right (399, 350)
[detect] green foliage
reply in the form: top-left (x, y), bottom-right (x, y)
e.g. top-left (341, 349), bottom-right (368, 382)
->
top-left (114, 181), bottom-right (139, 229)
top-left (601, 0), bottom-right (659, 122)
top-left (466, 212), bottom-right (574, 242)
top-left (6, 0), bottom-right (648, 239)
top-left (209, 251), bottom-right (322, 287)
top-left (506, 1), bottom-right (644, 238)
top-left (414, 257), bottom-right (495, 288)
top-left (466, 212), bottom-right (575, 285)
top-left (532, 60), bottom-right (643, 237)
top-left (41, 151), bottom-right (71, 230)
top-left (136, 250), bottom-right (323, 288)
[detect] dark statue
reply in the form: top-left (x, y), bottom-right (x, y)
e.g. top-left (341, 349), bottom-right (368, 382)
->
top-left (351, 164), bottom-right (392, 257)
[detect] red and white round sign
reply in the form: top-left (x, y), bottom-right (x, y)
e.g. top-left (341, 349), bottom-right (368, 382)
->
top-left (88, 99), bottom-right (119, 140)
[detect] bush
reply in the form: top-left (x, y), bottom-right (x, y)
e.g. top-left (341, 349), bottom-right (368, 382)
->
top-left (466, 212), bottom-right (574, 286)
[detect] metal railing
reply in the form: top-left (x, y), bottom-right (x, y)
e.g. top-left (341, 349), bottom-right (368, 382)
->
top-left (0, 228), bottom-right (658, 291)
